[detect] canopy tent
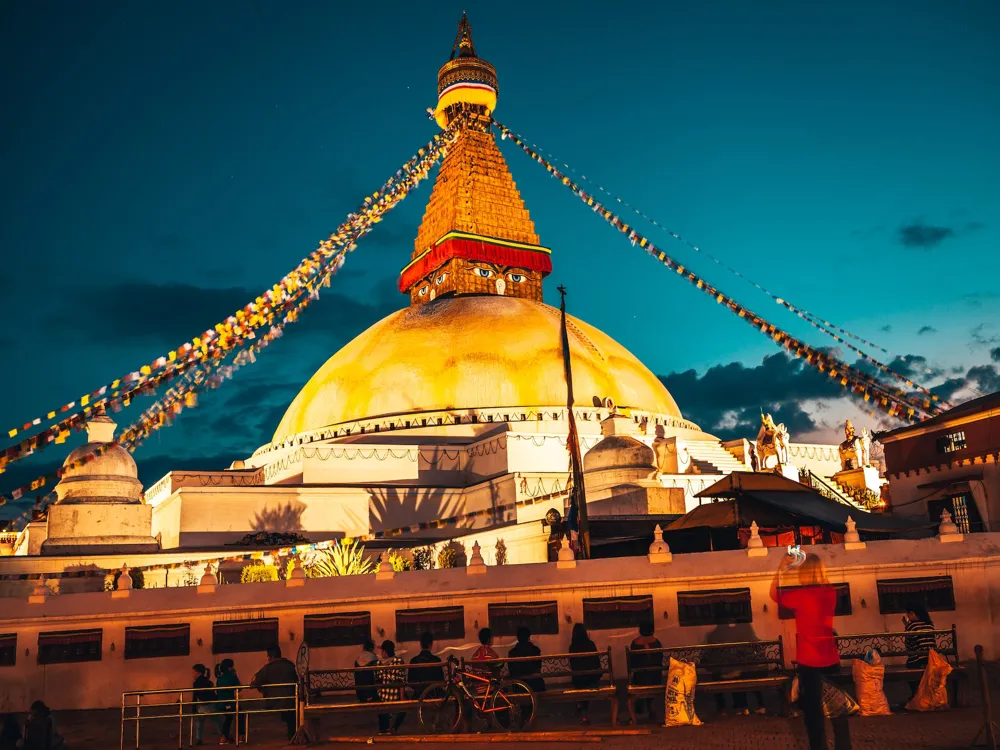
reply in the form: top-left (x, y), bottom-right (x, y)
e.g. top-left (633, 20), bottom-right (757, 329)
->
top-left (681, 472), bottom-right (927, 535)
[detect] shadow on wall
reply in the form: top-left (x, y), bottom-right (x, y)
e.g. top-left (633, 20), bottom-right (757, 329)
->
top-left (368, 485), bottom-right (450, 530)
top-left (250, 501), bottom-right (306, 533)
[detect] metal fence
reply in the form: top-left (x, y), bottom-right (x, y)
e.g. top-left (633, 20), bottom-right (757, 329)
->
top-left (120, 682), bottom-right (298, 749)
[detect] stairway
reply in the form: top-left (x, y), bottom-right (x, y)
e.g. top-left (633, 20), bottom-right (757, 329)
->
top-left (804, 471), bottom-right (864, 511)
top-left (685, 440), bottom-right (751, 475)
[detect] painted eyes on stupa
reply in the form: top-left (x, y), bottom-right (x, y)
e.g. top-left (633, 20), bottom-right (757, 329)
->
top-left (473, 267), bottom-right (494, 278)
top-left (507, 273), bottom-right (526, 283)
top-left (418, 286), bottom-right (429, 296)
top-left (435, 273), bottom-right (448, 285)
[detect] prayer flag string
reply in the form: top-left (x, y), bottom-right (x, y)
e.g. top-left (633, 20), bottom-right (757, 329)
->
top-left (494, 119), bottom-right (933, 425)
top-left (496, 127), bottom-right (948, 412)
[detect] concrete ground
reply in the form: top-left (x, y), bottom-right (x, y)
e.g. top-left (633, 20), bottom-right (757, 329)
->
top-left (37, 704), bottom-right (998, 750)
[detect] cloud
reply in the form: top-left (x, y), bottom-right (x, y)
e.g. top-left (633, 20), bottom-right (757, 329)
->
top-left (967, 365), bottom-right (1000, 395)
top-left (880, 325), bottom-right (892, 333)
top-left (44, 279), bottom-right (404, 350)
top-left (658, 352), bottom-right (844, 439)
top-left (917, 326), bottom-right (937, 336)
top-left (898, 222), bottom-right (955, 249)
top-left (992, 348), bottom-right (1000, 363)
top-left (971, 324), bottom-right (1000, 349)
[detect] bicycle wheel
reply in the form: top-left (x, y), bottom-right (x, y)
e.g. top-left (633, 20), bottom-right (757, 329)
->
top-left (418, 682), bottom-right (463, 734)
top-left (490, 680), bottom-right (536, 732)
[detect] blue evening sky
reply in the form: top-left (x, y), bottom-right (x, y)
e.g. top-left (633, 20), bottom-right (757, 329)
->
top-left (1, 1), bottom-right (998, 508)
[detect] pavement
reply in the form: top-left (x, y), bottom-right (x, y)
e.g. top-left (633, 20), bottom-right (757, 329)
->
top-left (41, 705), bottom-right (997, 750)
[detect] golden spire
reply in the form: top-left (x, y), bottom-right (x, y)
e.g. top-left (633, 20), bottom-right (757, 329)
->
top-left (434, 13), bottom-right (498, 130)
top-left (400, 15), bottom-right (551, 306)
top-left (451, 11), bottom-right (477, 59)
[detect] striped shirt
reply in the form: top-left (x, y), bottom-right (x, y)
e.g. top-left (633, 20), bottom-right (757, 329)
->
top-left (904, 619), bottom-right (937, 668)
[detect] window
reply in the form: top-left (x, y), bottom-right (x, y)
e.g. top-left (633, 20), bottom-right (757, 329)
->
top-left (0, 634), bottom-right (15, 667)
top-left (936, 431), bottom-right (967, 454)
top-left (396, 606), bottom-right (465, 643)
top-left (304, 612), bottom-right (371, 648)
top-left (488, 601), bottom-right (559, 637)
top-left (778, 583), bottom-right (852, 620)
top-left (677, 588), bottom-right (752, 627)
top-left (124, 624), bottom-right (190, 660)
top-left (877, 576), bottom-right (955, 614)
top-left (212, 618), bottom-right (279, 654)
top-left (38, 629), bottom-right (102, 665)
top-left (582, 595), bottom-right (653, 631)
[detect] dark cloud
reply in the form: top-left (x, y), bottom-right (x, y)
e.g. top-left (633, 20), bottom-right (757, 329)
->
top-left (658, 352), bottom-right (843, 439)
top-left (917, 326), bottom-right (937, 336)
top-left (971, 324), bottom-right (1000, 348)
top-left (991, 348), bottom-right (1000, 363)
top-left (898, 222), bottom-right (955, 249)
top-left (967, 365), bottom-right (1000, 395)
top-left (879, 325), bottom-right (892, 333)
top-left (931, 377), bottom-right (968, 401)
top-left (44, 279), bottom-right (404, 350)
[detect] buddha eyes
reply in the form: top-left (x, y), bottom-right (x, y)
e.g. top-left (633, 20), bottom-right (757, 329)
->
top-left (507, 273), bottom-right (526, 283)
top-left (473, 267), bottom-right (494, 278)
top-left (418, 286), bottom-right (429, 296)
top-left (435, 273), bottom-right (447, 285)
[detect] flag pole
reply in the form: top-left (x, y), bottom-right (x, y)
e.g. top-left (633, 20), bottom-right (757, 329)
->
top-left (558, 285), bottom-right (591, 559)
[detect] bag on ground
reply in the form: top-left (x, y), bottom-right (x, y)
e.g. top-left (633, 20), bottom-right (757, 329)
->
top-left (821, 679), bottom-right (861, 718)
top-left (905, 649), bottom-right (952, 712)
top-left (790, 674), bottom-right (800, 704)
top-left (663, 657), bottom-right (702, 727)
top-left (851, 658), bottom-right (891, 716)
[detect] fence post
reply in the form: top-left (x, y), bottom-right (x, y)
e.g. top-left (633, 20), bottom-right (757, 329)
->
top-left (135, 693), bottom-right (141, 750)
top-left (974, 644), bottom-right (998, 750)
top-left (235, 688), bottom-right (240, 747)
top-left (177, 694), bottom-right (183, 750)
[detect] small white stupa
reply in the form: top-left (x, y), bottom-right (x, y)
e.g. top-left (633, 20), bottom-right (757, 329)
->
top-left (41, 409), bottom-right (159, 556)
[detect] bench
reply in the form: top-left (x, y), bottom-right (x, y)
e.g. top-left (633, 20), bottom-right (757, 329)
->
top-left (625, 638), bottom-right (791, 723)
top-left (302, 649), bottom-right (618, 726)
top-left (833, 625), bottom-right (966, 704)
top-left (474, 648), bottom-right (619, 725)
top-left (302, 661), bottom-right (436, 717)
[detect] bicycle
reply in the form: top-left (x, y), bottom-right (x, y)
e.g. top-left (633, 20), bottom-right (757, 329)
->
top-left (418, 655), bottom-right (536, 734)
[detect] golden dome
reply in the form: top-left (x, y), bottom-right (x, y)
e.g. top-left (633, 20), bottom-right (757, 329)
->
top-left (273, 296), bottom-right (682, 441)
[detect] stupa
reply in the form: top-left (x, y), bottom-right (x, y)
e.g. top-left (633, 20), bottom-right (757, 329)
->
top-left (41, 409), bottom-right (159, 555)
top-left (10, 14), bottom-right (858, 568)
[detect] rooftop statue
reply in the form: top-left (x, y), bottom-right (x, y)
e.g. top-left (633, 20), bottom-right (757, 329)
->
top-left (838, 419), bottom-right (872, 470)
top-left (755, 412), bottom-right (790, 471)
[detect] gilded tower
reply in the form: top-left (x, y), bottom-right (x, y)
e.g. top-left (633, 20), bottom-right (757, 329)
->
top-left (399, 13), bottom-right (552, 305)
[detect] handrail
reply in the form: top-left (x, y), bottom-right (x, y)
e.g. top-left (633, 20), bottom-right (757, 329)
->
top-left (120, 682), bottom-right (298, 750)
top-left (804, 470), bottom-right (860, 509)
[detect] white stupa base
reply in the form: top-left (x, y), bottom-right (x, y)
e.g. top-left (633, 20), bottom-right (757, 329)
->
top-left (42, 504), bottom-right (158, 556)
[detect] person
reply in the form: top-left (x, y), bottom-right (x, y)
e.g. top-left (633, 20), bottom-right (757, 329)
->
top-left (215, 659), bottom-right (245, 745)
top-left (771, 553), bottom-right (851, 750)
top-left (250, 645), bottom-right (299, 741)
top-left (469, 627), bottom-right (501, 682)
top-left (376, 640), bottom-right (406, 735)
top-left (903, 601), bottom-right (937, 699)
top-left (0, 714), bottom-right (20, 750)
top-left (20, 701), bottom-right (63, 750)
top-left (408, 632), bottom-right (445, 694)
top-left (508, 626), bottom-right (546, 693)
top-left (568, 623), bottom-right (601, 725)
top-left (191, 663), bottom-right (219, 746)
top-left (705, 623), bottom-right (766, 716)
top-left (628, 620), bottom-right (663, 722)
top-left (355, 639), bottom-right (380, 704)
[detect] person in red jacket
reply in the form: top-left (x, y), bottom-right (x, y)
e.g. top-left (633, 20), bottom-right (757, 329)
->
top-left (771, 553), bottom-right (851, 750)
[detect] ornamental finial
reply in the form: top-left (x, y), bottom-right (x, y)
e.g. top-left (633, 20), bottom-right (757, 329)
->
top-left (451, 12), bottom-right (477, 59)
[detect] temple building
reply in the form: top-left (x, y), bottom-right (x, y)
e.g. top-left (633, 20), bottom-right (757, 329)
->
top-left (2, 15), bottom-right (999, 717)
top-left (7, 14), bottom-right (885, 570)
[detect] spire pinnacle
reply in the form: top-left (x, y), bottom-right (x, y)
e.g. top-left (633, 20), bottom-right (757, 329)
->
top-left (451, 12), bottom-right (477, 59)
